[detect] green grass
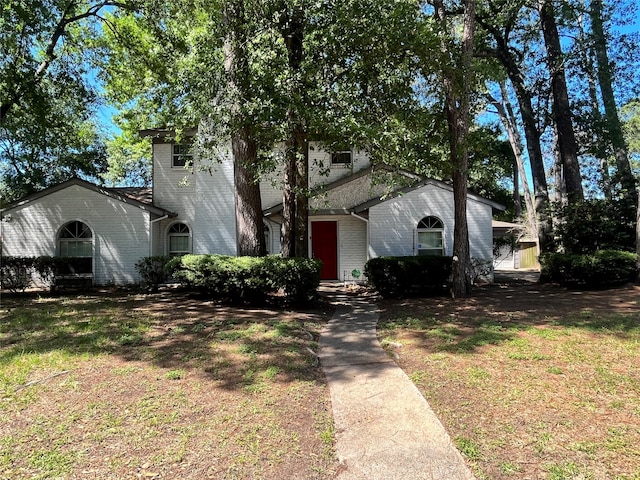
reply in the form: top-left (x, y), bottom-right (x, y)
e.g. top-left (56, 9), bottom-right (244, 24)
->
top-left (379, 288), bottom-right (640, 480)
top-left (0, 291), bottom-right (336, 479)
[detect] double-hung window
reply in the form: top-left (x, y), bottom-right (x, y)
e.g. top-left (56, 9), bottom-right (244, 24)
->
top-left (172, 143), bottom-right (193, 168)
top-left (417, 216), bottom-right (444, 256)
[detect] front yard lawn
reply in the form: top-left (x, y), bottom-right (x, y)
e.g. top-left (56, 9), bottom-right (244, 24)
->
top-left (378, 282), bottom-right (640, 480)
top-left (0, 290), bottom-right (337, 479)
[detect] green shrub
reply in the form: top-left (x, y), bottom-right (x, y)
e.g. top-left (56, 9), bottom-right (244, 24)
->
top-left (2, 256), bottom-right (103, 292)
top-left (170, 254), bottom-right (321, 303)
top-left (135, 255), bottom-right (177, 291)
top-left (551, 200), bottom-right (636, 254)
top-left (364, 255), bottom-right (452, 298)
top-left (540, 250), bottom-right (638, 288)
top-left (1, 256), bottom-right (34, 292)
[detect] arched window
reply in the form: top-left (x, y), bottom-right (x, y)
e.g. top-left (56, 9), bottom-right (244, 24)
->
top-left (417, 216), bottom-right (444, 256)
top-left (59, 221), bottom-right (93, 257)
top-left (168, 223), bottom-right (191, 256)
top-left (58, 221), bottom-right (93, 275)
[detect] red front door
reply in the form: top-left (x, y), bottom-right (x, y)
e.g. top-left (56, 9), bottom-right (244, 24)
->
top-left (312, 221), bottom-right (338, 280)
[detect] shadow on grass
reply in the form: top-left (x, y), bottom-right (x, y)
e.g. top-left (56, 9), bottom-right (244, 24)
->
top-left (377, 282), bottom-right (640, 354)
top-left (0, 288), bottom-right (334, 391)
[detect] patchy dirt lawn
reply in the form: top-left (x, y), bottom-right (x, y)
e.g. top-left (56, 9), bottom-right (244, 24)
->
top-left (0, 290), bottom-right (337, 480)
top-left (378, 280), bottom-right (640, 480)
top-left (3, 280), bottom-right (640, 480)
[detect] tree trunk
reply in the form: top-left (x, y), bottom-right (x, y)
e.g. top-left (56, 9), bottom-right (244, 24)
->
top-left (577, 3), bottom-right (612, 198)
top-left (637, 193), bottom-right (640, 284)
top-left (280, 5), bottom-right (309, 258)
top-left (232, 127), bottom-right (265, 256)
top-left (477, 4), bottom-right (553, 252)
top-left (539, 0), bottom-right (584, 203)
top-left (294, 128), bottom-right (309, 257)
top-left (281, 149), bottom-right (297, 257)
top-left (513, 159), bottom-right (521, 219)
top-left (487, 37), bottom-right (552, 251)
top-left (434, 0), bottom-right (475, 298)
top-left (223, 0), bottom-right (265, 256)
top-left (590, 0), bottom-right (638, 204)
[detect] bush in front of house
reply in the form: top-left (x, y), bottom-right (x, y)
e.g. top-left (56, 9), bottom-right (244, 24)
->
top-left (0, 256), bottom-right (34, 292)
top-left (540, 250), bottom-right (638, 288)
top-left (169, 254), bottom-right (321, 303)
top-left (135, 255), bottom-right (180, 291)
top-left (1, 256), bottom-right (95, 291)
top-left (364, 255), bottom-right (453, 298)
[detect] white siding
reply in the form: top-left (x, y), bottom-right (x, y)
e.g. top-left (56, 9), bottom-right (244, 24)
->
top-left (192, 149), bottom-right (237, 254)
top-left (308, 147), bottom-right (370, 187)
top-left (2, 185), bottom-right (151, 285)
top-left (152, 143), bottom-right (196, 223)
top-left (368, 183), bottom-right (494, 262)
top-left (152, 141), bottom-right (237, 255)
top-left (259, 144), bottom-right (373, 210)
top-left (337, 215), bottom-right (368, 281)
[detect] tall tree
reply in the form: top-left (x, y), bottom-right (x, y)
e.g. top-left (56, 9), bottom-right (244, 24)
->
top-left (538, 0), bottom-right (584, 202)
top-left (223, 0), bottom-right (265, 256)
top-left (432, 0), bottom-right (476, 297)
top-left (0, 0), bottom-right (134, 200)
top-left (486, 81), bottom-right (538, 243)
top-left (589, 0), bottom-right (637, 202)
top-left (101, 0), bottom-right (422, 258)
top-left (279, 2), bottom-right (307, 258)
top-left (476, 0), bottom-right (554, 252)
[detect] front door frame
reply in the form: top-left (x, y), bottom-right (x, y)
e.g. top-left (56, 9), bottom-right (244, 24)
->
top-left (311, 220), bottom-right (338, 280)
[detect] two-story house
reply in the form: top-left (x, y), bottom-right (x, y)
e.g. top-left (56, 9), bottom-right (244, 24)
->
top-left (0, 133), bottom-right (503, 286)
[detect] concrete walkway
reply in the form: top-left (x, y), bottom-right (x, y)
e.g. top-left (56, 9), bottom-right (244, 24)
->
top-left (318, 285), bottom-right (475, 480)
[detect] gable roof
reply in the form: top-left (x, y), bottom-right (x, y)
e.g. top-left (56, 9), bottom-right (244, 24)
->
top-left (352, 177), bottom-right (506, 213)
top-left (264, 165), bottom-right (505, 216)
top-left (1, 178), bottom-right (174, 217)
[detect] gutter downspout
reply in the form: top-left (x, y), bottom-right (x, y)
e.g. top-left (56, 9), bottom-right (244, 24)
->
top-left (149, 215), bottom-right (169, 256)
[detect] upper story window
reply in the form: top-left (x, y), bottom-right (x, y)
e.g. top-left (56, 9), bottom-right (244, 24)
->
top-left (168, 222), bottom-right (191, 256)
top-left (331, 151), bottom-right (352, 167)
top-left (417, 216), bottom-right (444, 256)
top-left (172, 143), bottom-right (193, 168)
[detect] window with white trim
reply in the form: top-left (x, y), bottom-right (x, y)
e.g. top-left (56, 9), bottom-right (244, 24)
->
top-left (59, 221), bottom-right (93, 257)
top-left (417, 216), bottom-right (444, 256)
top-left (168, 223), bottom-right (191, 255)
top-left (331, 151), bottom-right (352, 167)
top-left (58, 221), bottom-right (93, 274)
top-left (172, 143), bottom-right (193, 168)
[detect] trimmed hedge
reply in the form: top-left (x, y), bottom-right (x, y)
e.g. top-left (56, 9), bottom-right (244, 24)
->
top-left (364, 255), bottom-right (452, 298)
top-left (540, 250), bottom-right (638, 288)
top-left (1, 256), bottom-right (93, 291)
top-left (166, 254), bottom-right (321, 303)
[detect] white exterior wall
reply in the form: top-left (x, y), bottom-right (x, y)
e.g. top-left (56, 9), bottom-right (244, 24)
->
top-left (368, 183), bottom-right (494, 262)
top-left (192, 149), bottom-right (237, 254)
top-left (2, 185), bottom-right (151, 285)
top-left (259, 144), bottom-right (373, 210)
top-left (152, 142), bottom-right (237, 255)
top-left (308, 147), bottom-right (370, 187)
top-left (152, 143), bottom-right (196, 223)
